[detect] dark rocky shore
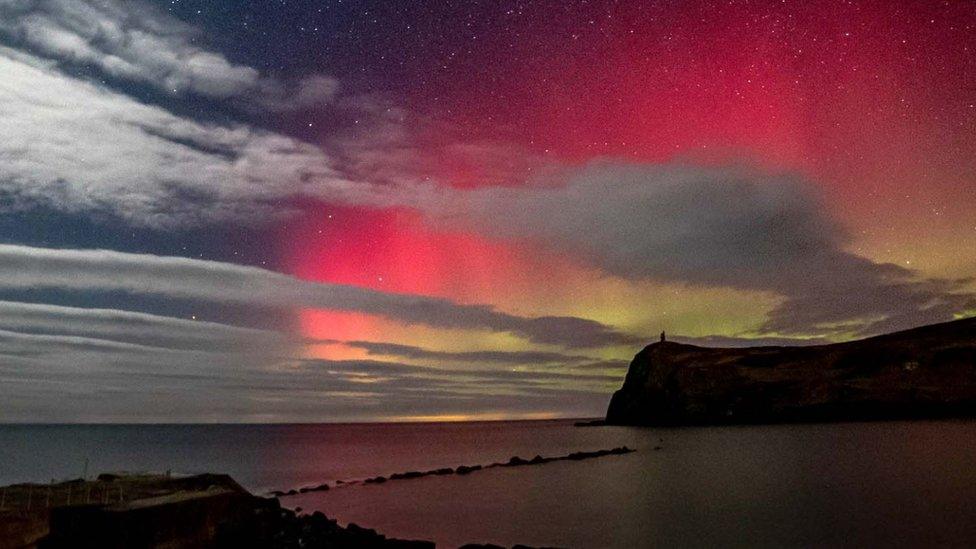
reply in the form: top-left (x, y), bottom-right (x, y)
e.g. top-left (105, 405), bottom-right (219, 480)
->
top-left (1, 457), bottom-right (628, 548)
top-left (272, 446), bottom-right (634, 497)
top-left (606, 316), bottom-right (976, 426)
top-left (0, 473), bottom-right (436, 548)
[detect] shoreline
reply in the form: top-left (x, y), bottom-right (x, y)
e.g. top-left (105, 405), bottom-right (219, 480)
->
top-left (0, 473), bottom-right (433, 548)
top-left (0, 445), bottom-right (634, 548)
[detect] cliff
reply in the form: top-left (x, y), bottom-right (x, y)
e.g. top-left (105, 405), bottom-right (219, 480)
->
top-left (605, 316), bottom-right (976, 426)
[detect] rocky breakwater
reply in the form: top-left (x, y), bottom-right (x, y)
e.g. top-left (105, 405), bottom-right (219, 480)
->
top-left (272, 447), bottom-right (635, 496)
top-left (606, 317), bottom-right (976, 426)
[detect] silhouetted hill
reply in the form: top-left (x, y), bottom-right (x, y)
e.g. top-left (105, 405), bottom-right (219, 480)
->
top-left (606, 316), bottom-right (976, 425)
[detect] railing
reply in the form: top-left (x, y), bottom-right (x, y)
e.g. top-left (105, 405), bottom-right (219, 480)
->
top-left (0, 483), bottom-right (126, 514)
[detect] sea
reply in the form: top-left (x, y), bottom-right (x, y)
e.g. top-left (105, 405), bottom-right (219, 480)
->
top-left (3, 419), bottom-right (976, 548)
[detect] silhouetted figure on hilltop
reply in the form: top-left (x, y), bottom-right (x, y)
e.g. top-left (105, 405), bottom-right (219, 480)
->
top-left (660, 331), bottom-right (666, 343)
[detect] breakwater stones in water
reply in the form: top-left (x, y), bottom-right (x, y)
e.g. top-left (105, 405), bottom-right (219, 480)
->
top-left (272, 446), bottom-right (635, 497)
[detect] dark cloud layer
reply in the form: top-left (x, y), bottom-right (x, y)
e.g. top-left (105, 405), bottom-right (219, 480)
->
top-left (333, 340), bottom-right (596, 365)
top-left (0, 244), bottom-right (637, 348)
top-left (432, 162), bottom-right (975, 337)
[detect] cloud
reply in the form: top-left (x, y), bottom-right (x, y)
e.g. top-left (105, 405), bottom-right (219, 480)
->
top-left (0, 0), bottom-right (338, 107)
top-left (2, 49), bottom-right (966, 340)
top-left (299, 358), bottom-right (618, 387)
top-left (0, 296), bottom-right (625, 422)
top-left (0, 244), bottom-right (637, 348)
top-left (0, 48), bottom-right (966, 339)
top-left (0, 340), bottom-right (615, 422)
top-left (0, 48), bottom-right (382, 227)
top-left (0, 327), bottom-right (181, 357)
top-left (0, 300), bottom-right (288, 351)
top-left (427, 162), bottom-right (841, 284)
top-left (274, 74), bottom-right (342, 112)
top-left (327, 340), bottom-right (597, 364)
top-left (424, 161), bottom-right (975, 338)
top-left (0, 0), bottom-right (969, 344)
top-left (671, 334), bottom-right (832, 347)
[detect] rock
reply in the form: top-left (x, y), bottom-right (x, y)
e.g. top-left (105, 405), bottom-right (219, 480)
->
top-left (606, 317), bottom-right (976, 426)
top-left (507, 456), bottom-right (529, 466)
top-left (295, 483), bottom-right (329, 493)
top-left (347, 523), bottom-right (378, 536)
top-left (428, 467), bottom-right (454, 475)
top-left (275, 509), bottom-right (434, 547)
top-left (390, 471), bottom-right (425, 480)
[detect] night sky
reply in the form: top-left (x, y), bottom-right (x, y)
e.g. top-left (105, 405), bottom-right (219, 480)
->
top-left (1, 0), bottom-right (974, 422)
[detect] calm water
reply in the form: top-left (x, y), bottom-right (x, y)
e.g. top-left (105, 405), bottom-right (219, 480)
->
top-left (3, 419), bottom-right (976, 547)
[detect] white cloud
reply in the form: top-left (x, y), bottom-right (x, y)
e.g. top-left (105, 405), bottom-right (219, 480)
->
top-left (0, 49), bottom-right (378, 227)
top-left (0, 244), bottom-right (637, 348)
top-left (274, 74), bottom-right (342, 112)
top-left (0, 300), bottom-right (288, 351)
top-left (423, 161), bottom-right (976, 337)
top-left (0, 0), bottom-right (338, 106)
top-left (0, 345), bottom-right (614, 422)
top-left (0, 324), bottom-right (617, 423)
